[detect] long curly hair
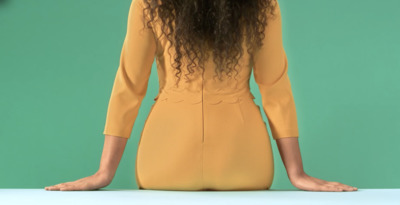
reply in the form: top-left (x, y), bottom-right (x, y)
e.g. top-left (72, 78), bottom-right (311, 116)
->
top-left (141, 0), bottom-right (278, 85)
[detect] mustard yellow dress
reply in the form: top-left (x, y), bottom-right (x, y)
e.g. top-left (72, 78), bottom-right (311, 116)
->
top-left (103, 0), bottom-right (299, 191)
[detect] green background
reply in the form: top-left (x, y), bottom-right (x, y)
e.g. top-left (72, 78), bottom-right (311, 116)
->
top-left (0, 0), bottom-right (399, 189)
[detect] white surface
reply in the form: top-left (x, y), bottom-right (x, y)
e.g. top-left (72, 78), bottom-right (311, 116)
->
top-left (0, 189), bottom-right (399, 205)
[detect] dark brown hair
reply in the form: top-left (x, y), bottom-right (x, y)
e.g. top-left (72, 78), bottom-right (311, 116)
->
top-left (141, 0), bottom-right (278, 85)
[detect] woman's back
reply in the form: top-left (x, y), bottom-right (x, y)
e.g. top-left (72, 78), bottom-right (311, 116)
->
top-left (102, 0), bottom-right (299, 191)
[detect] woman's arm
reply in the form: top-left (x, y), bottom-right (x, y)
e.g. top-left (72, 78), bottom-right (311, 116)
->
top-left (46, 0), bottom-right (155, 190)
top-left (97, 135), bottom-right (128, 181)
top-left (275, 137), bottom-right (303, 178)
top-left (103, 0), bottom-right (157, 139)
top-left (276, 137), bottom-right (358, 191)
top-left (252, 0), bottom-right (357, 192)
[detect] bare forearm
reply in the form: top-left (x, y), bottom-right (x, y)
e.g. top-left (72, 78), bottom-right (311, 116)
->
top-left (96, 135), bottom-right (128, 181)
top-left (275, 137), bottom-right (305, 180)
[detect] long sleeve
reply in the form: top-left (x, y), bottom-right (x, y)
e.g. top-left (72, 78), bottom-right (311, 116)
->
top-left (252, 1), bottom-right (299, 140)
top-left (103, 0), bottom-right (156, 139)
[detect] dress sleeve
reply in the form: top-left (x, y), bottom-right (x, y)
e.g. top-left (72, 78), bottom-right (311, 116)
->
top-left (103, 0), bottom-right (156, 139)
top-left (252, 1), bottom-right (299, 140)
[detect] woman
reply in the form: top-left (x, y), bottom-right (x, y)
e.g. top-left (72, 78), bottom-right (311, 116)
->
top-left (45, 0), bottom-right (357, 191)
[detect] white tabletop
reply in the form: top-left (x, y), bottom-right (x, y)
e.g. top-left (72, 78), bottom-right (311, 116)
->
top-left (0, 189), bottom-right (399, 205)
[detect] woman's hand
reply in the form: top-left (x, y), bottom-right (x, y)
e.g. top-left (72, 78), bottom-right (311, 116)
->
top-left (44, 171), bottom-right (112, 191)
top-left (45, 135), bottom-right (128, 191)
top-left (289, 172), bottom-right (357, 192)
top-left (275, 137), bottom-right (358, 192)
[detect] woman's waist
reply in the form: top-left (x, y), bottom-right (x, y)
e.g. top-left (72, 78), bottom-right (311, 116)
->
top-left (153, 89), bottom-right (255, 105)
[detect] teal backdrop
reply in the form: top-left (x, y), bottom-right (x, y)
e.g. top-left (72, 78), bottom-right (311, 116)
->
top-left (0, 0), bottom-right (399, 189)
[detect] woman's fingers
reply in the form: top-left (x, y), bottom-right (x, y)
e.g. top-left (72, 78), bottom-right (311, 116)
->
top-left (307, 175), bottom-right (358, 191)
top-left (46, 182), bottom-right (73, 191)
top-left (309, 184), bottom-right (344, 192)
top-left (59, 183), bottom-right (76, 191)
top-left (45, 183), bottom-right (62, 191)
top-left (45, 180), bottom-right (93, 191)
top-left (327, 181), bottom-right (357, 191)
top-left (44, 173), bottom-right (111, 191)
top-left (291, 173), bottom-right (358, 192)
top-left (321, 182), bottom-right (357, 191)
top-left (45, 185), bottom-right (59, 191)
top-left (48, 183), bottom-right (71, 191)
top-left (307, 183), bottom-right (341, 192)
top-left (321, 185), bottom-right (341, 192)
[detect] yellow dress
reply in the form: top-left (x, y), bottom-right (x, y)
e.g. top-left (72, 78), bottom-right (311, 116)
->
top-left (103, 0), bottom-right (299, 191)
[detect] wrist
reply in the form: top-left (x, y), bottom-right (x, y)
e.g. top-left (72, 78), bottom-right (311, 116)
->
top-left (287, 169), bottom-right (306, 180)
top-left (96, 169), bottom-right (115, 182)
